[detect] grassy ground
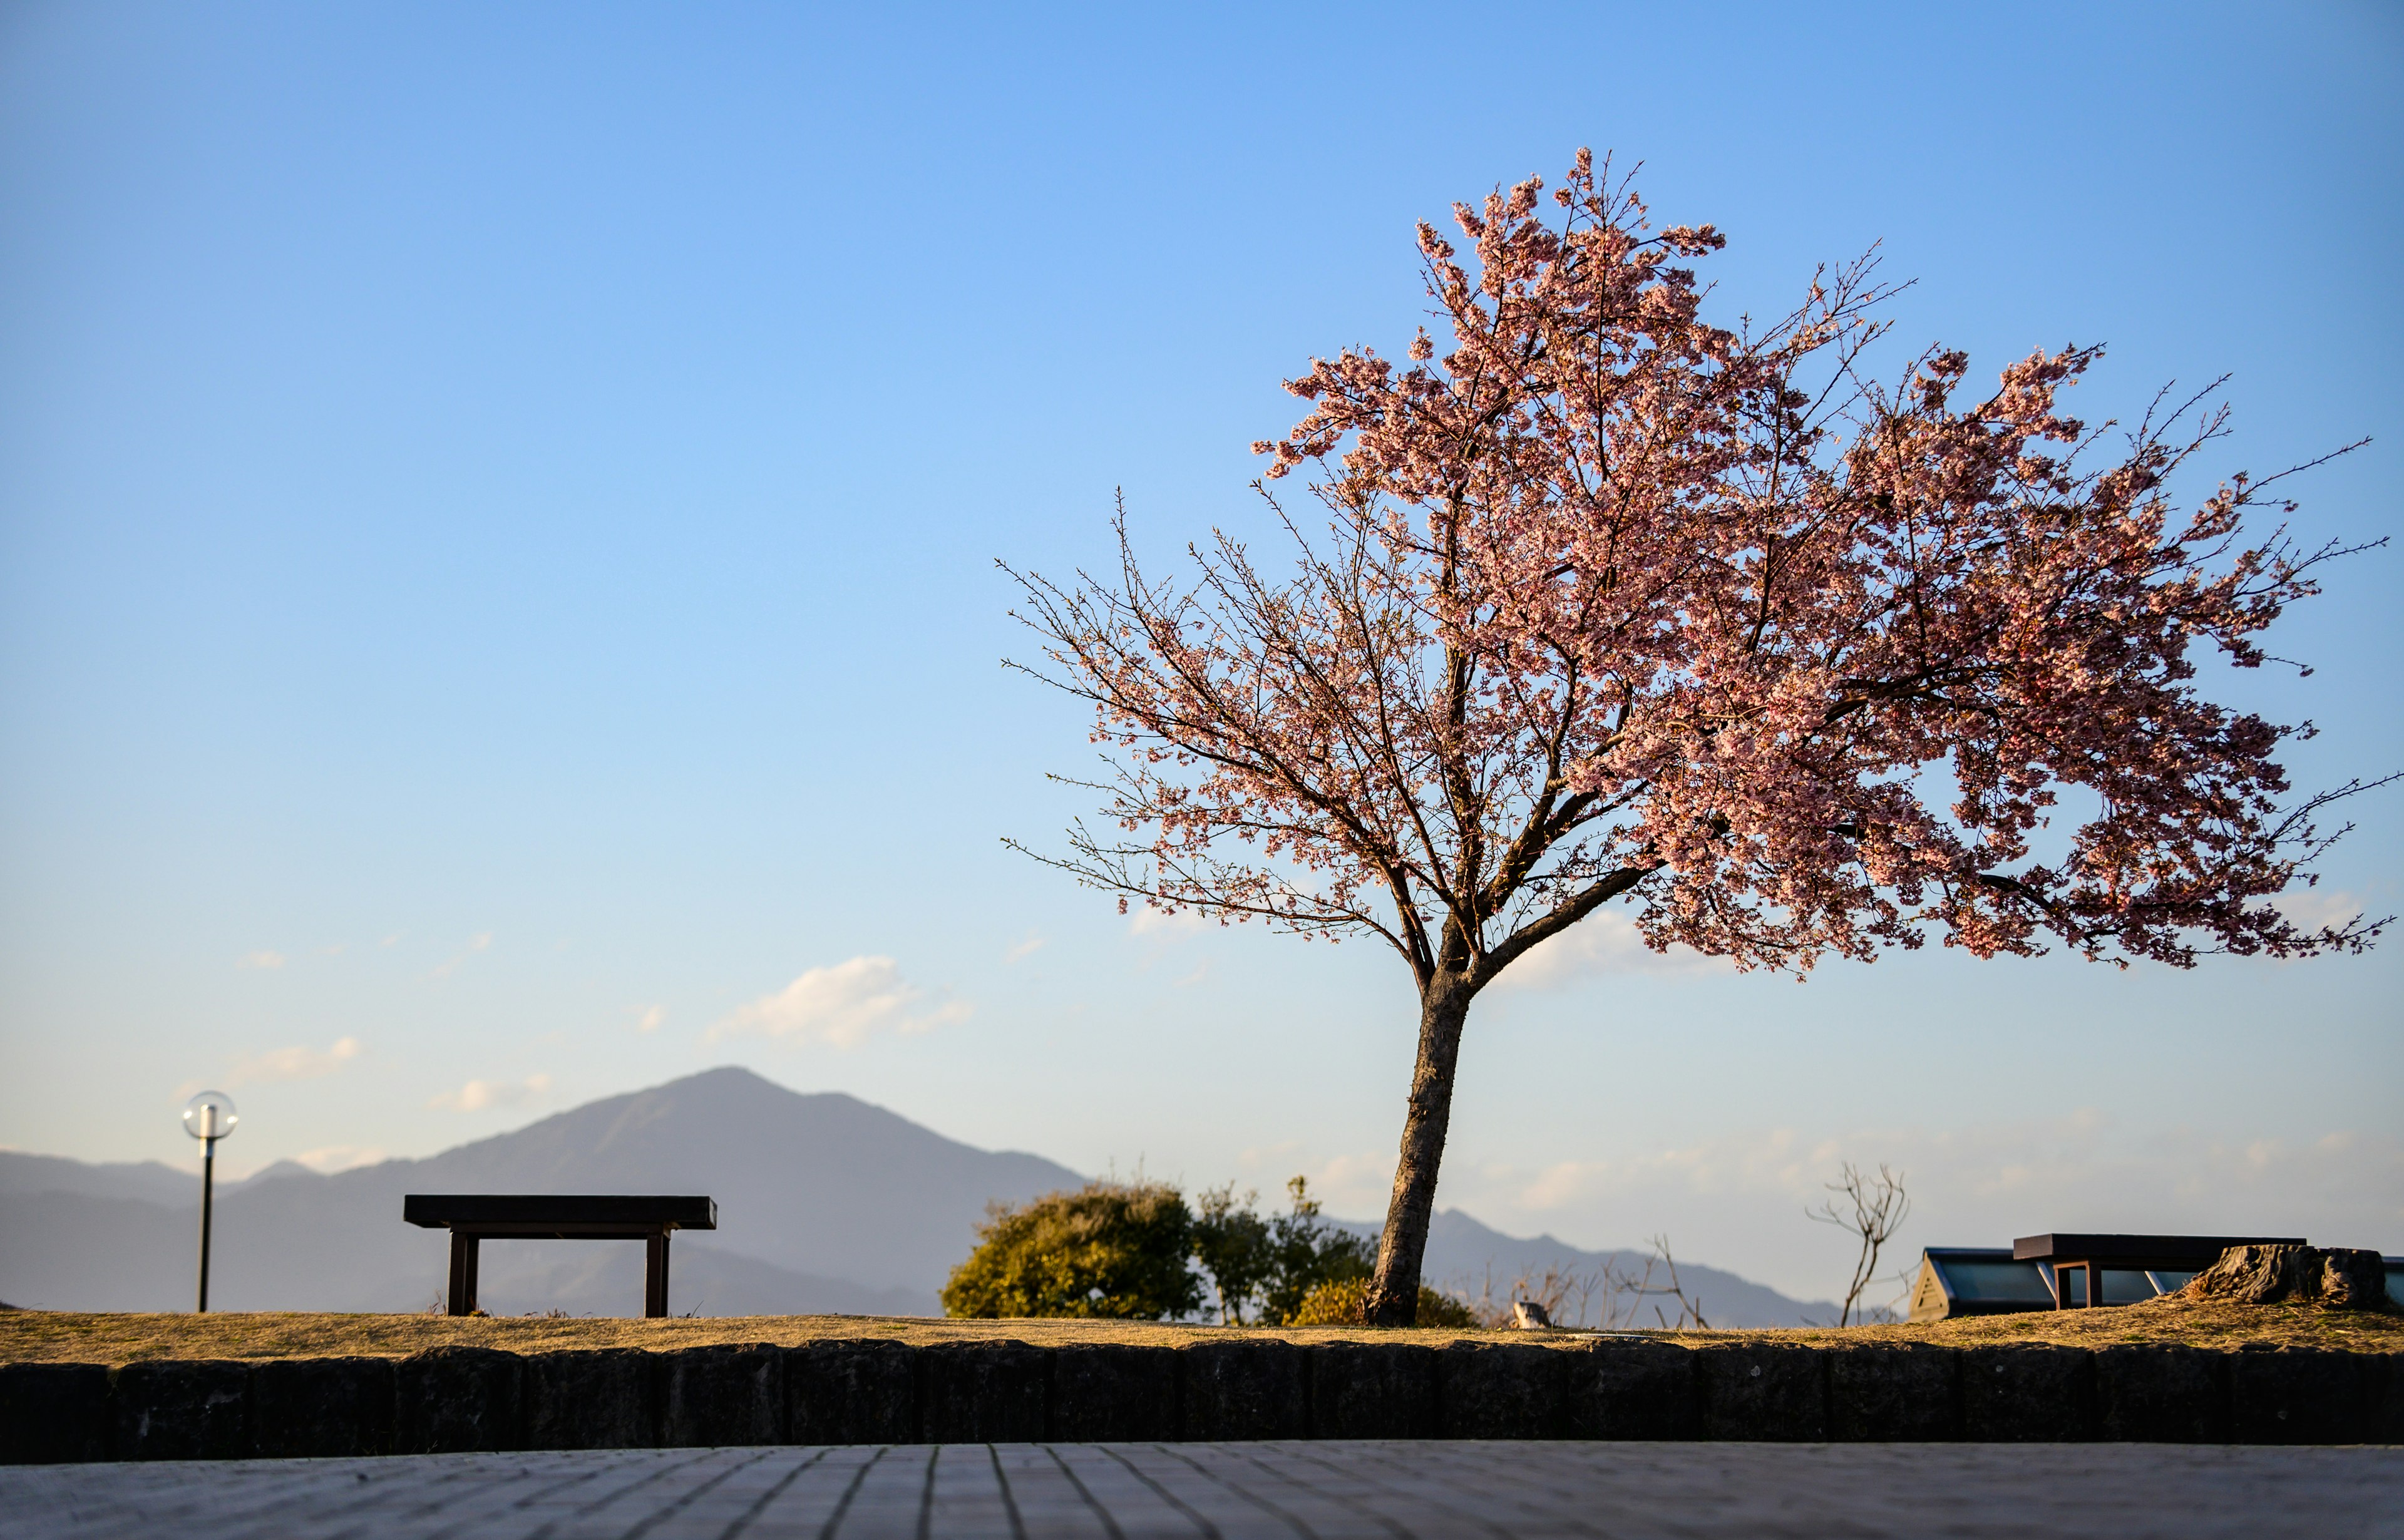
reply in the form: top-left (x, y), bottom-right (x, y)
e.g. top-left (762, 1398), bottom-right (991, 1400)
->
top-left (3, 1297), bottom-right (2395, 1365)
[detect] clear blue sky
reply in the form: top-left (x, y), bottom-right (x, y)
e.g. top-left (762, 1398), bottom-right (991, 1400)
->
top-left (3, 1), bottom-right (2397, 1300)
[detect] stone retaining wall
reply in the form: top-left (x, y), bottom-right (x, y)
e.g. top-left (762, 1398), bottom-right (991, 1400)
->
top-left (3, 1338), bottom-right (2395, 1461)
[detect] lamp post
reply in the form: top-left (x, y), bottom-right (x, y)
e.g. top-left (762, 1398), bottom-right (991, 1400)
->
top-left (182, 1091), bottom-right (238, 1313)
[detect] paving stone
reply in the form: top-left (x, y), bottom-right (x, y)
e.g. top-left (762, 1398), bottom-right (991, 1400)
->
top-left (2095, 1344), bottom-right (2229, 1442)
top-left (249, 1355), bottom-right (394, 1457)
top-left (523, 1348), bottom-right (654, 1450)
top-left (393, 1345), bottom-right (522, 1454)
top-left (1961, 1343), bottom-right (2093, 1442)
top-left (1693, 1341), bottom-right (1827, 1441)
top-left (1178, 1338), bottom-right (1307, 1440)
top-left (1047, 1342), bottom-right (1175, 1441)
top-left (919, 1340), bottom-right (1047, 1444)
top-left (3, 1442), bottom-right (2396, 1539)
top-left (0, 1364), bottom-right (108, 1465)
top-left (108, 1360), bottom-right (249, 1460)
top-left (2229, 1347), bottom-right (2384, 1444)
top-left (657, 1342), bottom-right (783, 1447)
top-left (1828, 1344), bottom-right (1958, 1441)
top-left (1568, 1337), bottom-right (1697, 1440)
top-left (1307, 1340), bottom-right (1438, 1439)
top-left (788, 1338), bottom-right (918, 1444)
top-left (1436, 1340), bottom-right (1568, 1439)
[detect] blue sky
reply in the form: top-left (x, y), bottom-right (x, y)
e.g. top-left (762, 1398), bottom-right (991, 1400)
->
top-left (3, 1), bottom-right (2398, 1300)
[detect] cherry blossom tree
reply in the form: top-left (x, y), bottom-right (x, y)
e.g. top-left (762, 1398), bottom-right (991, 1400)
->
top-left (1004, 151), bottom-right (2388, 1325)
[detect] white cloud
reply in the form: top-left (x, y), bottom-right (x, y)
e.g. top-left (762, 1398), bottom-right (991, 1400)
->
top-left (239, 950), bottom-right (287, 970)
top-left (1493, 910), bottom-right (1730, 990)
top-left (710, 956), bottom-right (971, 1048)
top-left (294, 1144), bottom-right (386, 1173)
top-left (635, 1004), bottom-right (665, 1034)
top-left (1004, 932), bottom-right (1047, 964)
top-left (2269, 886), bottom-right (2370, 935)
top-left (218, 1036), bottom-right (362, 1088)
top-left (431, 932), bottom-right (494, 979)
top-left (429, 1073), bottom-right (552, 1112)
top-left (1129, 907), bottom-right (1208, 937)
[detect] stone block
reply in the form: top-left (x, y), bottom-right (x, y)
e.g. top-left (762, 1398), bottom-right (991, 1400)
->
top-left (394, 1346), bottom-right (522, 1453)
top-left (1179, 1340), bottom-right (1306, 1441)
top-left (1307, 1341), bottom-right (1438, 1440)
top-left (110, 1360), bottom-right (250, 1460)
top-left (1826, 1345), bottom-right (1956, 1442)
top-left (0, 1363), bottom-right (110, 1464)
top-left (2095, 1345), bottom-right (2228, 1443)
top-left (659, 1343), bottom-right (784, 1447)
top-left (1960, 1345), bottom-right (2092, 1442)
top-left (1693, 1343), bottom-right (1826, 1442)
top-left (524, 1350), bottom-right (654, 1450)
top-left (789, 1340), bottom-right (918, 1444)
top-left (2379, 1353), bottom-right (2404, 1444)
top-left (1568, 1338), bottom-right (1697, 1440)
top-left (2229, 1348), bottom-right (2383, 1444)
top-left (250, 1356), bottom-right (394, 1458)
top-left (1050, 1344), bottom-right (1176, 1442)
top-left (919, 1340), bottom-right (1047, 1444)
top-left (1437, 1342), bottom-right (1568, 1440)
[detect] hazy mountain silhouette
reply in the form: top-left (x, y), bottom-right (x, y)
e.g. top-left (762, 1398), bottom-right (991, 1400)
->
top-left (0, 1067), bottom-right (1080, 1315)
top-left (0, 1066), bottom-right (1834, 1323)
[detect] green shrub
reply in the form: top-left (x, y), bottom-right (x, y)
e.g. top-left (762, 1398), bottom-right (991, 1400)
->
top-left (940, 1180), bottom-right (1203, 1320)
top-left (1193, 1176), bottom-right (1377, 1325)
top-left (1286, 1275), bottom-right (1476, 1329)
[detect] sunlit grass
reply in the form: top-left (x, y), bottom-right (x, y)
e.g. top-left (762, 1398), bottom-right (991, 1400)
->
top-left (1, 1296), bottom-right (2391, 1365)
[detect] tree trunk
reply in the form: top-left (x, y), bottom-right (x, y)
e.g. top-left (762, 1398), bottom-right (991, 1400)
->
top-left (1363, 973), bottom-right (1473, 1326)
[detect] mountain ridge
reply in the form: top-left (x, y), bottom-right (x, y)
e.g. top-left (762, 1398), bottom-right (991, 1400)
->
top-left (0, 1067), bottom-right (1835, 1324)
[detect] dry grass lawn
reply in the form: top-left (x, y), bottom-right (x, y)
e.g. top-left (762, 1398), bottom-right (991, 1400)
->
top-left (3, 1296), bottom-right (2395, 1365)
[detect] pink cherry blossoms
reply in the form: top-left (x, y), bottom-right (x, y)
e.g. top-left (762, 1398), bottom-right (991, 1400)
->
top-left (1009, 150), bottom-right (2385, 986)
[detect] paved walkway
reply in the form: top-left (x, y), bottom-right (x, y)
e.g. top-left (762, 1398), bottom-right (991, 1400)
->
top-left (3, 1442), bottom-right (2398, 1539)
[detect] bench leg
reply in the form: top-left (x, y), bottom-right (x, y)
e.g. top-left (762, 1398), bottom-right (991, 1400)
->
top-left (447, 1233), bottom-right (480, 1317)
top-left (645, 1231), bottom-right (670, 1318)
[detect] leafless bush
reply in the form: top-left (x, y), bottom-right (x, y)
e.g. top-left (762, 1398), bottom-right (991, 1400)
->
top-left (1807, 1163), bottom-right (1909, 1327)
top-left (1454, 1236), bottom-right (1708, 1330)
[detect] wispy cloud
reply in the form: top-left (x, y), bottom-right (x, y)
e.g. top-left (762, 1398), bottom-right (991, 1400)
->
top-left (239, 950), bottom-right (287, 970)
top-left (1492, 910), bottom-right (1730, 990)
top-left (431, 932), bottom-right (494, 979)
top-left (710, 956), bottom-right (970, 1048)
top-left (1004, 932), bottom-right (1047, 964)
top-left (208, 1036), bottom-right (362, 1091)
top-left (634, 1004), bottom-right (665, 1034)
top-left (429, 1073), bottom-right (552, 1112)
top-left (1129, 907), bottom-right (1209, 937)
top-left (294, 1144), bottom-right (386, 1173)
top-left (2269, 886), bottom-right (2372, 935)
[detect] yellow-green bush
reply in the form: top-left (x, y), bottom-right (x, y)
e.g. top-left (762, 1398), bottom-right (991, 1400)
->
top-left (1285, 1275), bottom-right (1476, 1328)
top-left (940, 1180), bottom-right (1202, 1320)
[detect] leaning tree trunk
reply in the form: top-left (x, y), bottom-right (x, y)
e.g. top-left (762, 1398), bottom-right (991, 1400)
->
top-left (1363, 973), bottom-right (1474, 1327)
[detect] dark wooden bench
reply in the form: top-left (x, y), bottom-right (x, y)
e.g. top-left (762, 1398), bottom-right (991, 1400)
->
top-left (2012, 1231), bottom-right (2303, 1309)
top-left (403, 1194), bottom-right (717, 1318)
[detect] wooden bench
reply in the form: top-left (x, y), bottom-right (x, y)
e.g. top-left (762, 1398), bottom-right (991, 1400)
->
top-left (402, 1194), bottom-right (717, 1318)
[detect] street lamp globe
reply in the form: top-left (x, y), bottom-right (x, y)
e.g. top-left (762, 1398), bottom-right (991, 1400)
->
top-left (182, 1091), bottom-right (238, 1142)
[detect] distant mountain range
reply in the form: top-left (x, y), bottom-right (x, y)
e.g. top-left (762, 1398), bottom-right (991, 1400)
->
top-left (0, 1067), bottom-right (1834, 1324)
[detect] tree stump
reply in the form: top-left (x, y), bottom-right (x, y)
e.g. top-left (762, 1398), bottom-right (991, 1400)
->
top-left (2170, 1245), bottom-right (2390, 1310)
